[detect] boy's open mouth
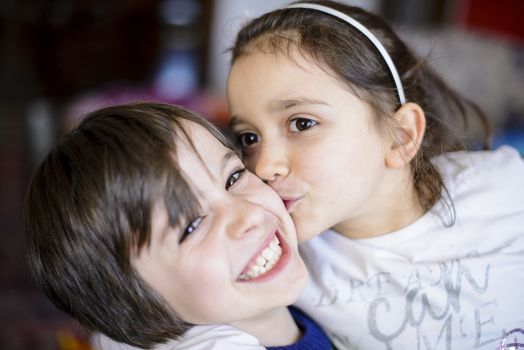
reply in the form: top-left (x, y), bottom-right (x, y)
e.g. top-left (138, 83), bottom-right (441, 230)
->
top-left (238, 234), bottom-right (283, 281)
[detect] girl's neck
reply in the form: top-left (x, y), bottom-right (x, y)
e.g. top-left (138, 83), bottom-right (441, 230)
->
top-left (334, 173), bottom-right (424, 239)
top-left (230, 306), bottom-right (300, 347)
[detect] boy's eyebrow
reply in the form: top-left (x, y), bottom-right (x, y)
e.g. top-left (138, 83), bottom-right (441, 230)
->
top-left (228, 98), bottom-right (327, 127)
top-left (222, 150), bottom-right (238, 168)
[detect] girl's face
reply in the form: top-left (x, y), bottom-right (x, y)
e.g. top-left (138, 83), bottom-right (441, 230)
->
top-left (132, 121), bottom-right (307, 327)
top-left (227, 51), bottom-right (402, 241)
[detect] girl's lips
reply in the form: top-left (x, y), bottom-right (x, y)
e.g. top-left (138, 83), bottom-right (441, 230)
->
top-left (281, 196), bottom-right (303, 213)
top-left (237, 230), bottom-right (291, 283)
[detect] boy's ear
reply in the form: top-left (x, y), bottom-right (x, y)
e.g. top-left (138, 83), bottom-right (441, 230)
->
top-left (385, 102), bottom-right (426, 169)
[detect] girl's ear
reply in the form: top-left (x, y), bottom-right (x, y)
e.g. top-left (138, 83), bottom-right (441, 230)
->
top-left (385, 102), bottom-right (426, 168)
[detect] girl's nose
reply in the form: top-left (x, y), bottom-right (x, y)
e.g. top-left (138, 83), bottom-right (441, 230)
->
top-left (224, 198), bottom-right (266, 240)
top-left (254, 142), bottom-right (289, 183)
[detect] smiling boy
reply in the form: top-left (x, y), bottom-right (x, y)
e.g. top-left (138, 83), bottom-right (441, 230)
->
top-left (25, 103), bottom-right (334, 349)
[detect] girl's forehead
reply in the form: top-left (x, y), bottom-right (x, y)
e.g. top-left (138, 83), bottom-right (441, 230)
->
top-left (229, 50), bottom-right (354, 105)
top-left (238, 31), bottom-right (334, 70)
top-left (232, 48), bottom-right (337, 88)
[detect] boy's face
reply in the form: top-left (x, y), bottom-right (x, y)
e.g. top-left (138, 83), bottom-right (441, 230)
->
top-left (132, 121), bottom-right (307, 327)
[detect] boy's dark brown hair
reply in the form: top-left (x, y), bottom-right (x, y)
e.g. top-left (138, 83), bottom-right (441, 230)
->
top-left (230, 0), bottom-right (491, 218)
top-left (24, 102), bottom-right (234, 347)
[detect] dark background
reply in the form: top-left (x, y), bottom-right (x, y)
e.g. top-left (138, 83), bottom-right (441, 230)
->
top-left (1, 0), bottom-right (523, 349)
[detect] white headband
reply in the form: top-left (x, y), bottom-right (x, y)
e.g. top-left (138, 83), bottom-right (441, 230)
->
top-left (287, 3), bottom-right (406, 105)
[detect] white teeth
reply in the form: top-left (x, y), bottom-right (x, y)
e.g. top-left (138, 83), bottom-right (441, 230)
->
top-left (238, 237), bottom-right (283, 281)
top-left (256, 256), bottom-right (266, 266)
top-left (262, 247), bottom-right (274, 260)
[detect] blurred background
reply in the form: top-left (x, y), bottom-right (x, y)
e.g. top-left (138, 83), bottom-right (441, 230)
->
top-left (1, 0), bottom-right (523, 349)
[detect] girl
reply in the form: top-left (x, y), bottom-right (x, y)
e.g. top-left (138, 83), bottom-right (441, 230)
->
top-left (227, 1), bottom-right (524, 349)
top-left (24, 103), bottom-right (334, 349)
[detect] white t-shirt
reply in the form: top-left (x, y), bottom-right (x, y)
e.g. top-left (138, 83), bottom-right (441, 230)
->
top-left (295, 146), bottom-right (524, 350)
top-left (94, 147), bottom-right (524, 350)
top-left (92, 324), bottom-right (265, 350)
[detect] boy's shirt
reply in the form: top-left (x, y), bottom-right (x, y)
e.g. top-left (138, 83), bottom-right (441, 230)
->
top-left (92, 307), bottom-right (335, 349)
top-left (92, 324), bottom-right (265, 350)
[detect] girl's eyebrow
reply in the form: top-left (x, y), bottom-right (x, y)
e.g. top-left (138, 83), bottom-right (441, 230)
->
top-left (274, 98), bottom-right (327, 111)
top-left (229, 98), bottom-right (327, 128)
top-left (228, 116), bottom-right (242, 128)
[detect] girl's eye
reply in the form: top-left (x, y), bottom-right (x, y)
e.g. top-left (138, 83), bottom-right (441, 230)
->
top-left (237, 132), bottom-right (259, 148)
top-left (289, 118), bottom-right (317, 132)
top-left (225, 168), bottom-right (246, 190)
top-left (180, 217), bottom-right (203, 243)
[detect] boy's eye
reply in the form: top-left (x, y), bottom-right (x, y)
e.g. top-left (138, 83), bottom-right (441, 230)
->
top-left (180, 217), bottom-right (203, 243)
top-left (237, 132), bottom-right (259, 148)
top-left (289, 118), bottom-right (317, 132)
top-left (225, 168), bottom-right (246, 190)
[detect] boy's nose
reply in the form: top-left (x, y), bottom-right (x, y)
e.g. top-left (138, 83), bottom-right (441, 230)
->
top-left (254, 143), bottom-right (289, 184)
top-left (225, 198), bottom-right (266, 240)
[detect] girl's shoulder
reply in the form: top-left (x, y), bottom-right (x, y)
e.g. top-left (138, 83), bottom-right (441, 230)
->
top-left (428, 146), bottom-right (524, 224)
top-left (432, 146), bottom-right (524, 189)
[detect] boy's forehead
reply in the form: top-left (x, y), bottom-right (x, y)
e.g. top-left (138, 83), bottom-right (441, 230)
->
top-left (174, 121), bottom-right (229, 182)
top-left (176, 120), bottom-right (220, 154)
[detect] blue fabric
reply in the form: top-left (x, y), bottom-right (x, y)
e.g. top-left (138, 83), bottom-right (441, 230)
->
top-left (268, 307), bottom-right (334, 350)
